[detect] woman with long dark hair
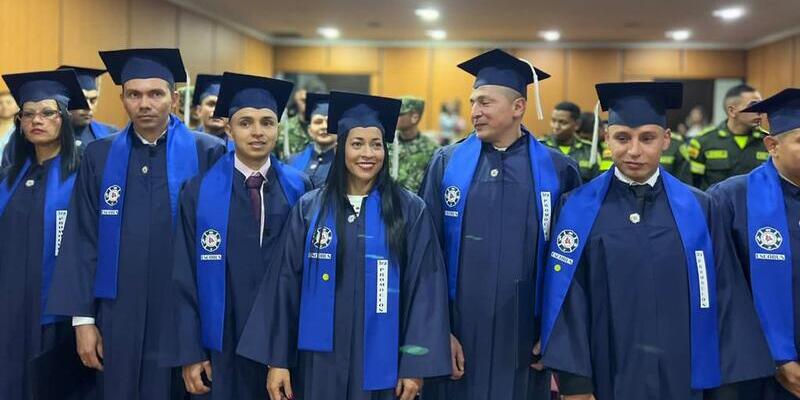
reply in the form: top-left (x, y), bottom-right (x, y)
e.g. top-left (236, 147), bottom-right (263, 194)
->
top-left (0, 70), bottom-right (93, 399)
top-left (237, 91), bottom-right (452, 400)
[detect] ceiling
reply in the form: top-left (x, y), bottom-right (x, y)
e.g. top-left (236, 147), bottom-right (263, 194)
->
top-left (171, 0), bottom-right (800, 47)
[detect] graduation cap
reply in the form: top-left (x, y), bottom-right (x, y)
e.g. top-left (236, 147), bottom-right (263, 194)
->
top-left (99, 48), bottom-right (187, 85)
top-left (741, 88), bottom-right (800, 136)
top-left (304, 92), bottom-right (330, 121)
top-left (328, 91), bottom-right (402, 143)
top-left (192, 74), bottom-right (222, 107)
top-left (458, 48), bottom-right (550, 95)
top-left (596, 82), bottom-right (683, 129)
top-left (212, 72), bottom-right (294, 119)
top-left (458, 48), bottom-right (550, 119)
top-left (2, 69), bottom-right (89, 110)
top-left (57, 65), bottom-right (107, 91)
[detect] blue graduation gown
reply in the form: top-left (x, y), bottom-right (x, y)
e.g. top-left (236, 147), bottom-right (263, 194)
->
top-left (236, 188), bottom-right (452, 399)
top-left (0, 159), bottom-right (92, 400)
top-left (288, 145), bottom-right (334, 188)
top-left (45, 129), bottom-right (226, 400)
top-left (75, 121), bottom-right (118, 148)
top-left (417, 134), bottom-right (581, 400)
top-left (543, 176), bottom-right (774, 400)
top-left (164, 165), bottom-right (310, 399)
top-left (709, 175), bottom-right (800, 400)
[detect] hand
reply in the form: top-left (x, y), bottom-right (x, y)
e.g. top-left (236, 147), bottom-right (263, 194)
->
top-left (449, 333), bottom-right (465, 380)
top-left (75, 324), bottom-right (103, 371)
top-left (563, 395), bottom-right (596, 400)
top-left (267, 367), bottom-right (294, 400)
top-left (776, 361), bottom-right (800, 397)
top-left (395, 378), bottom-right (423, 400)
top-left (182, 361), bottom-right (212, 395)
top-left (531, 340), bottom-right (544, 371)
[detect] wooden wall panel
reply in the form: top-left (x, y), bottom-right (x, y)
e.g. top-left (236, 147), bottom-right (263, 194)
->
top-left (623, 49), bottom-right (681, 79)
top-left (0, 0), bottom-right (61, 82)
top-left (566, 49), bottom-right (623, 116)
top-left (683, 50), bottom-right (745, 78)
top-left (214, 25), bottom-right (242, 74)
top-left (746, 47), bottom-right (764, 91)
top-left (177, 10), bottom-right (215, 76)
top-left (242, 36), bottom-right (274, 76)
top-left (274, 46), bottom-right (328, 73)
top-left (377, 48), bottom-right (432, 128)
top-left (429, 48), bottom-right (480, 138)
top-left (329, 47), bottom-right (380, 73)
top-left (129, 0), bottom-right (177, 48)
top-left (795, 37), bottom-right (800, 87)
top-left (61, 0), bottom-right (130, 127)
top-left (514, 48), bottom-right (567, 135)
top-left (762, 38), bottom-right (794, 97)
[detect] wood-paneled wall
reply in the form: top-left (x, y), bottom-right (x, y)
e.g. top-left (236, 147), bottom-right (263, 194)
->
top-left (747, 35), bottom-right (800, 98)
top-left (275, 46), bottom-right (746, 134)
top-left (1, 0), bottom-right (758, 135)
top-left (0, 0), bottom-right (274, 127)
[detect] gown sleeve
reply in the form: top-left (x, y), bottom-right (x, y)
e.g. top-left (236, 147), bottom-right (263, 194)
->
top-left (236, 198), bottom-right (309, 367)
top-left (397, 201), bottom-right (452, 379)
top-left (46, 144), bottom-right (101, 318)
top-left (162, 179), bottom-right (208, 367)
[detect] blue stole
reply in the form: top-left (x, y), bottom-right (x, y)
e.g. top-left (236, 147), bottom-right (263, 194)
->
top-left (441, 131), bottom-right (560, 313)
top-left (225, 139), bottom-right (235, 153)
top-left (195, 152), bottom-right (305, 351)
top-left (0, 157), bottom-right (76, 325)
top-left (289, 144), bottom-right (314, 171)
top-left (90, 120), bottom-right (113, 140)
top-left (747, 159), bottom-right (796, 361)
top-left (94, 115), bottom-right (199, 299)
top-left (297, 190), bottom-right (400, 390)
top-left (541, 168), bottom-right (721, 388)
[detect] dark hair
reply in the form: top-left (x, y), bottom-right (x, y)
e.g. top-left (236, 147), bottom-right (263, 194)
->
top-left (554, 101), bottom-right (581, 121)
top-left (724, 84), bottom-right (756, 103)
top-left (316, 132), bottom-right (406, 261)
top-left (577, 111), bottom-right (595, 134)
top-left (6, 101), bottom-right (80, 186)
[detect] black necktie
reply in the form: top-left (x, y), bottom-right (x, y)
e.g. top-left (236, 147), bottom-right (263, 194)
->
top-left (245, 174), bottom-right (265, 223)
top-left (629, 184), bottom-right (652, 216)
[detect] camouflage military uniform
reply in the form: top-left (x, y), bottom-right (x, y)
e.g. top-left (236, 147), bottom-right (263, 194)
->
top-left (390, 134), bottom-right (439, 193)
top-left (540, 135), bottom-right (599, 182)
top-left (389, 96), bottom-right (439, 193)
top-left (688, 121), bottom-right (769, 189)
top-left (277, 114), bottom-right (310, 161)
top-left (660, 132), bottom-right (692, 184)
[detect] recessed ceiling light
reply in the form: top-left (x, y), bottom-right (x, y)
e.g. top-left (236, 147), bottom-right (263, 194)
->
top-left (415, 7), bottom-right (440, 21)
top-left (427, 29), bottom-right (447, 40)
top-left (666, 29), bottom-right (691, 41)
top-left (317, 27), bottom-right (340, 39)
top-left (713, 6), bottom-right (746, 21)
top-left (539, 30), bottom-right (560, 42)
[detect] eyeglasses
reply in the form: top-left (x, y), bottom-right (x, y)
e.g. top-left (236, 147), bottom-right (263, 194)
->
top-left (18, 109), bottom-right (60, 122)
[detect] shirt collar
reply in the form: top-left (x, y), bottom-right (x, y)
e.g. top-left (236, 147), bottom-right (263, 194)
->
top-left (135, 129), bottom-right (167, 146)
top-left (614, 167), bottom-right (660, 187)
top-left (234, 154), bottom-right (271, 180)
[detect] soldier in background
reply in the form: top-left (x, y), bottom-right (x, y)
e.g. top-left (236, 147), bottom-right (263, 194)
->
top-left (389, 96), bottom-right (439, 192)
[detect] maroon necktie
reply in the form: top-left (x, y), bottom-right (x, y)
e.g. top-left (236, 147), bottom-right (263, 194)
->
top-left (245, 173), bottom-right (265, 223)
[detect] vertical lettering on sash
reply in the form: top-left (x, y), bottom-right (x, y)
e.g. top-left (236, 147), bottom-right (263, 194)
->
top-left (695, 250), bottom-right (710, 309)
top-left (55, 210), bottom-right (68, 256)
top-left (541, 192), bottom-right (552, 240)
top-left (377, 259), bottom-right (388, 314)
